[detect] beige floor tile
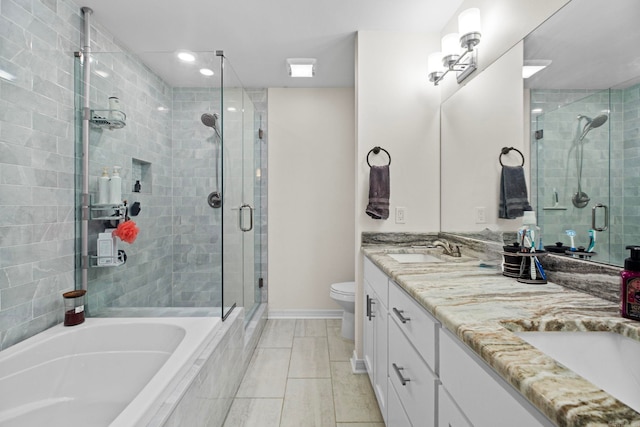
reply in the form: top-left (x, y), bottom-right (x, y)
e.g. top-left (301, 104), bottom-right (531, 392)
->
top-left (336, 424), bottom-right (385, 427)
top-left (288, 336), bottom-right (331, 378)
top-left (326, 318), bottom-right (341, 329)
top-left (280, 378), bottom-right (336, 427)
top-left (331, 362), bottom-right (383, 423)
top-left (294, 319), bottom-right (328, 337)
top-left (258, 319), bottom-right (296, 348)
top-left (235, 348), bottom-right (291, 398)
top-left (223, 398), bottom-right (282, 427)
top-left (327, 327), bottom-right (355, 361)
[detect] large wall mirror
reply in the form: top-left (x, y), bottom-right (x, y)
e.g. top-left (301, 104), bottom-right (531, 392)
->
top-left (527, 0), bottom-right (640, 267)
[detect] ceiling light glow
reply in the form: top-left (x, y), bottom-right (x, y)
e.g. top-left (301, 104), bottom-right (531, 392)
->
top-left (523, 60), bottom-right (552, 78)
top-left (177, 51), bottom-right (196, 62)
top-left (200, 68), bottom-right (214, 76)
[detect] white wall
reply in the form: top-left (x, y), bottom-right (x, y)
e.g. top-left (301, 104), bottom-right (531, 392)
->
top-left (440, 42), bottom-right (525, 231)
top-left (354, 31), bottom-right (442, 355)
top-left (267, 88), bottom-right (355, 314)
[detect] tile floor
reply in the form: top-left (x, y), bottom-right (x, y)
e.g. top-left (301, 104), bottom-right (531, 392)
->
top-left (223, 319), bottom-right (384, 427)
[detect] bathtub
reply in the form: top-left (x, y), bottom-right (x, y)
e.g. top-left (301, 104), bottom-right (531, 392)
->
top-left (0, 317), bottom-right (220, 427)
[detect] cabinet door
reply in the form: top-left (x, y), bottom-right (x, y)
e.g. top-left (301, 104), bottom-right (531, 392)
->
top-left (373, 295), bottom-right (388, 422)
top-left (440, 329), bottom-right (553, 427)
top-left (363, 282), bottom-right (375, 385)
top-left (438, 385), bottom-right (472, 427)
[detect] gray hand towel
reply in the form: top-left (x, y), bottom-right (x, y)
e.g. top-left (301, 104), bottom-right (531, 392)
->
top-left (499, 165), bottom-right (532, 219)
top-left (366, 165), bottom-right (390, 220)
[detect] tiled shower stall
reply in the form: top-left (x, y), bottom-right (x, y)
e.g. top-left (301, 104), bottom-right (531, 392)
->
top-left (0, 0), bottom-right (267, 349)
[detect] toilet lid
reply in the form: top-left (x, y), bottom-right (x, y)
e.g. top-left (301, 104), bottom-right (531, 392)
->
top-left (331, 281), bottom-right (355, 295)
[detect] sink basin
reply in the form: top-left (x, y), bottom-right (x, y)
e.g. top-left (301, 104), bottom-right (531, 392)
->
top-left (387, 253), bottom-right (444, 263)
top-left (516, 331), bottom-right (640, 412)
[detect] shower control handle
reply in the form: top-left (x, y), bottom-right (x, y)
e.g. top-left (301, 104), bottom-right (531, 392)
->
top-left (239, 204), bottom-right (254, 232)
top-left (592, 203), bottom-right (609, 232)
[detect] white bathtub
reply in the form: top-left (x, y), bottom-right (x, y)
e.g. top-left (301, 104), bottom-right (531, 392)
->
top-left (0, 317), bottom-right (220, 427)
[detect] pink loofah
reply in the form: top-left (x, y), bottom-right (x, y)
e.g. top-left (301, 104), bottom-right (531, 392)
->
top-left (113, 220), bottom-right (139, 244)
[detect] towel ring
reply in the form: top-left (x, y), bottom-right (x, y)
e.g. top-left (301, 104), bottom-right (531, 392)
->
top-left (367, 146), bottom-right (391, 167)
top-left (499, 147), bottom-right (525, 167)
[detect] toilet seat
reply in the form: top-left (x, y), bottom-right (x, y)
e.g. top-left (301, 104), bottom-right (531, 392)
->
top-left (330, 282), bottom-right (355, 299)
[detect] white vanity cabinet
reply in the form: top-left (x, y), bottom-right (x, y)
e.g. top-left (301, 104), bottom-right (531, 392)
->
top-left (363, 258), bottom-right (389, 422)
top-left (363, 255), bottom-right (556, 427)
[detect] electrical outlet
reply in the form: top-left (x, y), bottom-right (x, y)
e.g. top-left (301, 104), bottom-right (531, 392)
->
top-left (475, 207), bottom-right (487, 224)
top-left (395, 207), bottom-right (406, 224)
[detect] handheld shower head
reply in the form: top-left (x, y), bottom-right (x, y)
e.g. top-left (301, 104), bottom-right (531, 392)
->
top-left (201, 113), bottom-right (219, 129)
top-left (578, 113), bottom-right (608, 141)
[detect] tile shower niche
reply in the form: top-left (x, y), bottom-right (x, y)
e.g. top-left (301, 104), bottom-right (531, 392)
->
top-left (132, 158), bottom-right (152, 194)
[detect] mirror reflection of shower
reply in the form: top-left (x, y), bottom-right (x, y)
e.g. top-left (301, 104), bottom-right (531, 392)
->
top-left (571, 113), bottom-right (608, 208)
top-left (201, 112), bottom-right (222, 209)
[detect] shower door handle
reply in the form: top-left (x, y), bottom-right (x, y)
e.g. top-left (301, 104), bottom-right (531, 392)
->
top-left (238, 204), bottom-right (253, 232)
top-left (592, 203), bottom-right (609, 232)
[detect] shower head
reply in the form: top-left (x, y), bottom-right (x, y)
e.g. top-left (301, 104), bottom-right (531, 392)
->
top-left (201, 113), bottom-right (219, 129)
top-left (577, 113), bottom-right (608, 141)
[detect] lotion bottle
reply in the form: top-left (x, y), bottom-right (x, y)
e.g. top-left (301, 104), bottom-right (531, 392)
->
top-left (97, 231), bottom-right (114, 266)
top-left (110, 166), bottom-right (122, 205)
top-left (621, 245), bottom-right (640, 321)
top-left (97, 167), bottom-right (110, 205)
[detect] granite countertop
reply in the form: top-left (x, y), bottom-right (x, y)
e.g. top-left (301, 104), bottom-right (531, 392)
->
top-left (362, 245), bottom-right (640, 427)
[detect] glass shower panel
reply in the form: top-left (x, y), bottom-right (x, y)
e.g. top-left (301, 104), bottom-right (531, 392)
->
top-left (76, 50), bottom-right (223, 317)
top-left (534, 90), bottom-right (612, 263)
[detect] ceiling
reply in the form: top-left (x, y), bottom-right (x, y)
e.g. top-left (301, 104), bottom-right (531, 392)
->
top-left (76, 0), bottom-right (463, 88)
top-left (524, 0), bottom-right (640, 90)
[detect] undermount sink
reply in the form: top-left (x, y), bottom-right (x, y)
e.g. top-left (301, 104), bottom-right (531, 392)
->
top-left (516, 331), bottom-right (640, 412)
top-left (387, 253), bottom-right (444, 263)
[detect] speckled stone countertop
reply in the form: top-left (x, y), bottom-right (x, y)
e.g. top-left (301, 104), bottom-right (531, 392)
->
top-left (362, 245), bottom-right (640, 427)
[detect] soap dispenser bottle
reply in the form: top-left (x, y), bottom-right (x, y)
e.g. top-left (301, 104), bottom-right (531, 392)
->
top-left (97, 167), bottom-right (110, 205)
top-left (621, 245), bottom-right (640, 321)
top-left (110, 166), bottom-right (122, 205)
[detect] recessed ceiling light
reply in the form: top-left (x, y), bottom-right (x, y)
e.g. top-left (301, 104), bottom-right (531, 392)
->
top-left (200, 68), bottom-right (214, 76)
top-left (177, 51), bottom-right (196, 62)
top-left (287, 58), bottom-right (316, 78)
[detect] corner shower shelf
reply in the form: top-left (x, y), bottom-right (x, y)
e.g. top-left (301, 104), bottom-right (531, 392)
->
top-left (90, 109), bottom-right (126, 130)
top-left (90, 203), bottom-right (126, 221)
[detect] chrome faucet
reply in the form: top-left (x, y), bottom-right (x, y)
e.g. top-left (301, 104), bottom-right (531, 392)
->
top-left (432, 240), bottom-right (462, 257)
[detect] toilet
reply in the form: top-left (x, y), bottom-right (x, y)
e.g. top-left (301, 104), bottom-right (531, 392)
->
top-left (330, 281), bottom-right (356, 340)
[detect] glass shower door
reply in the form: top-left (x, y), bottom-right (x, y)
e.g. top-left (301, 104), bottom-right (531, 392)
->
top-left (533, 90), bottom-right (612, 263)
top-left (221, 59), bottom-right (259, 320)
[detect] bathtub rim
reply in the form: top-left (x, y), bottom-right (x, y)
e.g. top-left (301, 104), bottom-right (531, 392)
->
top-left (0, 316), bottom-right (221, 427)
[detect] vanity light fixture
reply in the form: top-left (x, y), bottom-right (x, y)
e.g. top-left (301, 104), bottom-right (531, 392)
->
top-left (428, 8), bottom-right (481, 85)
top-left (287, 58), bottom-right (316, 78)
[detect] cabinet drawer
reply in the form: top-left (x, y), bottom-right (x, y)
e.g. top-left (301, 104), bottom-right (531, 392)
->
top-left (440, 329), bottom-right (553, 427)
top-left (438, 385), bottom-right (472, 427)
top-left (389, 281), bottom-right (439, 372)
top-left (389, 319), bottom-right (437, 427)
top-left (387, 377), bottom-right (412, 427)
top-left (364, 257), bottom-right (388, 307)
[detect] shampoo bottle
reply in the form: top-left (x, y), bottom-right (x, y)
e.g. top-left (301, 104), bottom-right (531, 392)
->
top-left (97, 167), bottom-right (110, 205)
top-left (621, 245), bottom-right (640, 321)
top-left (110, 166), bottom-right (122, 205)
